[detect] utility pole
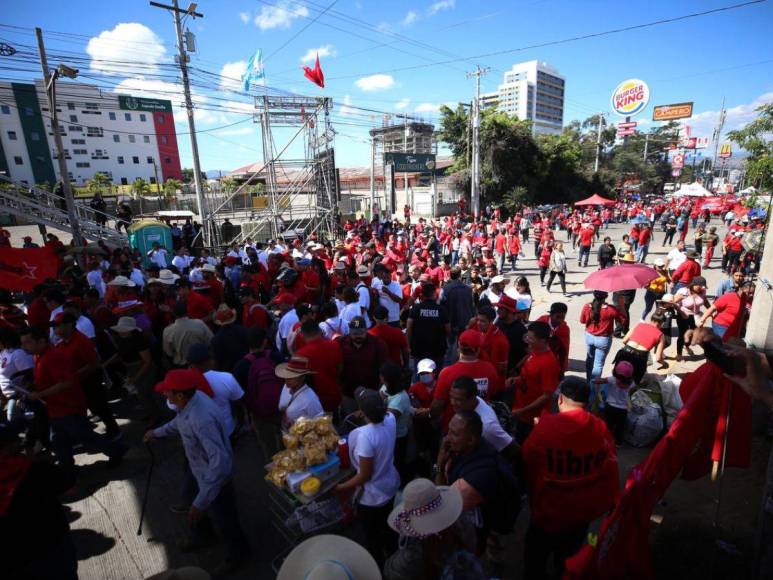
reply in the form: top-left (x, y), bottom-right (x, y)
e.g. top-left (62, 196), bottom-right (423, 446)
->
top-left (466, 66), bottom-right (489, 218)
top-left (152, 158), bottom-right (162, 209)
top-left (711, 96), bottom-right (726, 186)
top-left (369, 136), bottom-right (376, 221)
top-left (594, 112), bottom-right (604, 172)
top-left (35, 27), bottom-right (84, 249)
top-left (642, 133), bottom-right (649, 162)
top-left (150, 1), bottom-right (209, 245)
top-left (402, 114), bottom-right (409, 213)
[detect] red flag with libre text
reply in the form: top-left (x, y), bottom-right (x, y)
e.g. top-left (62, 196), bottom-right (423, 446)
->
top-left (0, 246), bottom-right (58, 291)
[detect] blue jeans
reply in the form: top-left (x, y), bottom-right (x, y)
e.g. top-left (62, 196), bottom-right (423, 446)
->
top-left (585, 332), bottom-right (612, 382)
top-left (636, 244), bottom-right (649, 263)
top-left (642, 289), bottom-right (661, 320)
top-left (578, 245), bottom-right (591, 266)
top-left (712, 322), bottom-right (728, 338)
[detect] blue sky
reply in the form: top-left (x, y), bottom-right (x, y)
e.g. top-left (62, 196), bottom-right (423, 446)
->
top-left (2, 0), bottom-right (772, 172)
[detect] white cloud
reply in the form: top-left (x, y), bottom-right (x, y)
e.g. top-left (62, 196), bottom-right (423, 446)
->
top-left (427, 0), bottom-right (455, 16)
top-left (239, 11), bottom-right (251, 24)
top-left (86, 23), bottom-right (167, 76)
top-left (300, 44), bottom-right (337, 63)
top-left (355, 74), bottom-right (395, 92)
top-left (219, 60), bottom-right (247, 92)
top-left (402, 10), bottom-right (418, 26)
top-left (414, 102), bottom-right (441, 113)
top-left (677, 92), bottom-right (773, 145)
top-left (395, 98), bottom-right (411, 110)
top-left (254, 1), bottom-right (309, 30)
top-left (339, 95), bottom-right (354, 116)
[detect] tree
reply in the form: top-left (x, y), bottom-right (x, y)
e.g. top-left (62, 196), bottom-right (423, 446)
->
top-left (131, 178), bottom-right (150, 198)
top-left (727, 103), bottom-right (773, 190)
top-left (86, 172), bottom-right (111, 194)
top-left (221, 176), bottom-right (237, 193)
top-left (163, 178), bottom-right (182, 197)
top-left (181, 168), bottom-right (207, 184)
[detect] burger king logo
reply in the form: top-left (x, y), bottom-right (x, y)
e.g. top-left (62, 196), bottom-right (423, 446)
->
top-left (611, 79), bottom-right (650, 117)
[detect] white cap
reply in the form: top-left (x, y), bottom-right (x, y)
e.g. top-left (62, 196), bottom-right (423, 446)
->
top-left (416, 359), bottom-right (437, 374)
top-left (653, 258), bottom-right (665, 267)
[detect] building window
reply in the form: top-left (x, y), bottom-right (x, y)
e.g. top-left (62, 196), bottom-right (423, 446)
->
top-left (124, 113), bottom-right (131, 121)
top-left (13, 156), bottom-right (22, 165)
top-left (165, 156), bottom-right (172, 164)
top-left (73, 149), bottom-right (87, 155)
top-left (161, 135), bottom-right (168, 145)
top-left (120, 177), bottom-right (128, 185)
top-left (75, 162), bottom-right (90, 168)
top-left (143, 135), bottom-right (150, 143)
top-left (23, 107), bottom-right (33, 116)
top-left (85, 103), bottom-right (98, 111)
top-left (70, 126), bottom-right (83, 133)
top-left (69, 115), bottom-right (78, 123)
top-left (0, 105), bottom-right (9, 114)
top-left (117, 156), bottom-right (124, 164)
top-left (157, 115), bottom-right (164, 124)
top-left (30, 132), bottom-right (41, 141)
top-left (132, 156), bottom-right (139, 164)
top-left (149, 176), bottom-right (156, 184)
top-left (146, 156), bottom-right (154, 164)
top-left (86, 127), bottom-right (103, 137)
top-left (108, 112), bottom-right (116, 120)
top-left (71, 138), bottom-right (85, 145)
top-left (67, 102), bottom-right (75, 110)
top-left (128, 134), bottom-right (136, 143)
top-left (7, 131), bottom-right (17, 140)
top-left (113, 134), bottom-right (120, 143)
top-left (140, 114), bottom-right (146, 122)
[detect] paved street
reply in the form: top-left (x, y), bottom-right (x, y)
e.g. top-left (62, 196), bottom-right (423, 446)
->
top-left (5, 218), bottom-right (770, 579)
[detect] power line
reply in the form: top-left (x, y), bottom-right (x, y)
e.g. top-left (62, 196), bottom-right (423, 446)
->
top-left (263, 0), bottom-right (339, 63)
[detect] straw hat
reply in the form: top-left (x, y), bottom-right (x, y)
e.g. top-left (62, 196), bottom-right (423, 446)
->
top-left (277, 535), bottom-right (381, 580)
top-left (275, 356), bottom-right (315, 379)
top-left (111, 316), bottom-right (139, 334)
top-left (149, 269), bottom-right (180, 285)
top-left (107, 275), bottom-right (136, 287)
top-left (387, 478), bottom-right (463, 538)
top-left (213, 304), bottom-right (236, 326)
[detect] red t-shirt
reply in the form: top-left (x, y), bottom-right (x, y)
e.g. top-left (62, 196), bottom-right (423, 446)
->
top-left (628, 322), bottom-right (662, 351)
top-left (523, 408), bottom-right (619, 532)
top-left (536, 315), bottom-right (570, 374)
top-left (33, 345), bottom-right (87, 418)
top-left (242, 301), bottom-right (270, 328)
top-left (368, 324), bottom-right (408, 366)
top-left (672, 259), bottom-right (701, 285)
top-left (296, 338), bottom-right (343, 411)
top-left (579, 228), bottom-right (594, 247)
top-left (639, 227), bottom-right (652, 245)
top-left (494, 234), bottom-right (507, 253)
top-left (469, 321), bottom-right (509, 377)
top-left (434, 359), bottom-right (502, 431)
top-left (54, 330), bottom-right (98, 376)
top-left (580, 303), bottom-right (624, 337)
top-left (713, 292), bottom-right (747, 338)
top-left (409, 381), bottom-right (434, 409)
top-left (513, 349), bottom-right (560, 423)
top-left (186, 290), bottom-right (213, 320)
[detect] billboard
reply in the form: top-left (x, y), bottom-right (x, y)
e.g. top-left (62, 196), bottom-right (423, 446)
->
top-left (611, 79), bottom-right (650, 117)
top-left (384, 153), bottom-right (436, 173)
top-left (719, 143), bottom-right (732, 159)
top-left (118, 95), bottom-right (173, 113)
top-left (652, 102), bottom-right (693, 121)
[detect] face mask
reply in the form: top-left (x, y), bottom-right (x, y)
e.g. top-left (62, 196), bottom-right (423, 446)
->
top-left (419, 374), bottom-right (434, 385)
top-left (379, 384), bottom-right (388, 396)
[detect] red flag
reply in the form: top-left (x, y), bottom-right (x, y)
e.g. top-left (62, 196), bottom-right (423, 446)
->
top-left (302, 53), bottom-right (325, 88)
top-left (0, 246), bottom-right (58, 291)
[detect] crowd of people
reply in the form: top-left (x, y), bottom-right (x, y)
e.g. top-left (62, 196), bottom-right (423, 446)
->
top-left (0, 193), bottom-right (769, 580)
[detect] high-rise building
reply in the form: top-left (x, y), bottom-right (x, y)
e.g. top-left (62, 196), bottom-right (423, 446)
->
top-left (369, 119), bottom-right (435, 164)
top-left (0, 80), bottom-right (183, 187)
top-left (480, 60), bottom-right (565, 136)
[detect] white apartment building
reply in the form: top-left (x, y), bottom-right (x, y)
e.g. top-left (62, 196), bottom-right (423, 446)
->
top-left (0, 80), bottom-right (183, 187)
top-left (480, 60), bottom-right (565, 136)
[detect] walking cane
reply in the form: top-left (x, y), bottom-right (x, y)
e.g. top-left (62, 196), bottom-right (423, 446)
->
top-left (137, 442), bottom-right (155, 536)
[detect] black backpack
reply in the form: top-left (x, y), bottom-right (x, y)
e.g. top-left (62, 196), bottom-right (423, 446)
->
top-left (356, 282), bottom-right (381, 320)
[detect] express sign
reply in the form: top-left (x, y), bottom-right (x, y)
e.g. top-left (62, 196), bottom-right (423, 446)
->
top-left (611, 79), bottom-right (650, 117)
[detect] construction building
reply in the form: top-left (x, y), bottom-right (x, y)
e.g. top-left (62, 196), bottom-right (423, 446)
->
top-left (369, 119), bottom-right (435, 162)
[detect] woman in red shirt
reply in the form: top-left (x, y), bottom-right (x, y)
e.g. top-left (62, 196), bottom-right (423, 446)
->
top-left (612, 312), bottom-right (667, 383)
top-left (698, 281), bottom-right (752, 340)
top-left (580, 290), bottom-right (625, 383)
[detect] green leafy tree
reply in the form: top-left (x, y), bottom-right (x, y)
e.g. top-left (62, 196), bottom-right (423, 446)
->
top-left (35, 181), bottom-right (53, 192)
top-left (163, 178), bottom-right (182, 197)
top-left (131, 178), bottom-right (150, 198)
top-left (86, 172), bottom-right (111, 194)
top-left (221, 176), bottom-right (237, 193)
top-left (727, 103), bottom-right (773, 190)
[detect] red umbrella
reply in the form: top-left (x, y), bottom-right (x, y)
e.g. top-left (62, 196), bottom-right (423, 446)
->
top-left (583, 264), bottom-right (659, 292)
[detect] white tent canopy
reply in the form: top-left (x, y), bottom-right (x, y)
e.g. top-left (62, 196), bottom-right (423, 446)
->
top-left (738, 186), bottom-right (758, 196)
top-left (673, 182), bottom-right (713, 197)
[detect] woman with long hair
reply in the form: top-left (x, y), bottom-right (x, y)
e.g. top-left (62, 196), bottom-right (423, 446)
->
top-left (580, 290), bottom-right (625, 383)
top-left (546, 241), bottom-right (568, 295)
top-left (672, 276), bottom-right (709, 361)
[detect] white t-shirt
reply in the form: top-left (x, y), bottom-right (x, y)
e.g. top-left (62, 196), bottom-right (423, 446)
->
top-left (49, 310), bottom-right (96, 344)
top-left (372, 279), bottom-right (402, 323)
top-left (604, 377), bottom-right (633, 410)
top-left (0, 348), bottom-right (34, 396)
top-left (667, 248), bottom-right (686, 271)
top-left (278, 384), bottom-right (323, 426)
top-left (339, 302), bottom-right (362, 335)
top-left (277, 309), bottom-right (299, 350)
top-left (320, 316), bottom-right (343, 339)
top-left (203, 370), bottom-right (245, 436)
top-left (130, 268), bottom-right (145, 289)
top-left (355, 282), bottom-right (372, 327)
top-left (348, 412), bottom-right (400, 506)
top-left (86, 270), bottom-right (106, 297)
top-left (172, 255), bottom-right (193, 272)
top-left (474, 397), bottom-right (513, 452)
top-left (150, 248), bottom-right (168, 268)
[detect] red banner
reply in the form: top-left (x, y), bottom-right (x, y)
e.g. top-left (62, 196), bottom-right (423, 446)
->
top-left (0, 246), bottom-right (59, 291)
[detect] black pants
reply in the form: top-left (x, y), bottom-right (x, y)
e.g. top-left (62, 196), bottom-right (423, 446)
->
top-left (726, 250), bottom-right (741, 273)
top-left (676, 314), bottom-right (696, 356)
top-left (613, 345), bottom-right (649, 384)
top-left (546, 271), bottom-right (566, 293)
top-left (358, 500), bottom-right (397, 567)
top-left (603, 405), bottom-right (628, 444)
top-left (664, 230), bottom-right (676, 246)
top-left (524, 522), bottom-right (589, 579)
top-left (540, 266), bottom-right (548, 284)
top-left (81, 375), bottom-right (120, 437)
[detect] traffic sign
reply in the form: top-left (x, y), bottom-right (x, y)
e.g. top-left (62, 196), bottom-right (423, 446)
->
top-left (617, 129), bottom-right (636, 137)
top-left (617, 121), bottom-right (638, 129)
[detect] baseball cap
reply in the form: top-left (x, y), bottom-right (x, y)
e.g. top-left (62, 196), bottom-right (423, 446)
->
top-left (690, 276), bottom-right (706, 287)
top-left (490, 275), bottom-right (507, 285)
top-left (497, 294), bottom-right (517, 313)
top-left (416, 359), bottom-right (437, 375)
top-left (354, 387), bottom-right (386, 420)
top-left (614, 360), bottom-right (634, 379)
top-left (458, 329), bottom-right (484, 349)
top-left (154, 369), bottom-right (209, 394)
top-left (349, 316), bottom-right (367, 334)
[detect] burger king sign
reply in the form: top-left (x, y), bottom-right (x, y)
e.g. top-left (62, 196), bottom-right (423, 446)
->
top-left (611, 79), bottom-right (650, 118)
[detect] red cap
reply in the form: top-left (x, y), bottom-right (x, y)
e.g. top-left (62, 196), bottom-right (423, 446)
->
top-left (224, 256), bottom-right (238, 266)
top-left (155, 369), bottom-right (213, 397)
top-left (459, 329), bottom-right (484, 349)
top-left (497, 294), bottom-right (517, 313)
top-left (273, 292), bottom-right (297, 307)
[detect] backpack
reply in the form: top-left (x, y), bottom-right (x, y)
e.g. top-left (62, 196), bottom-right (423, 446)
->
top-left (489, 400), bottom-right (514, 435)
top-left (356, 282), bottom-right (380, 320)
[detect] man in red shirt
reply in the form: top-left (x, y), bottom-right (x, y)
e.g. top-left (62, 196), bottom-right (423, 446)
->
top-left (468, 305), bottom-right (509, 378)
top-left (238, 286), bottom-right (270, 328)
top-left (431, 329), bottom-right (501, 432)
top-left (21, 326), bottom-right (125, 480)
top-left (53, 313), bottom-right (120, 438)
top-left (368, 306), bottom-right (409, 366)
top-left (577, 225), bottom-right (595, 267)
top-left (295, 320), bottom-right (343, 412)
top-left (177, 279), bottom-right (214, 323)
top-left (511, 321), bottom-right (560, 443)
top-left (522, 376), bottom-right (618, 578)
top-left (536, 302), bottom-right (570, 376)
top-left (671, 250), bottom-right (701, 292)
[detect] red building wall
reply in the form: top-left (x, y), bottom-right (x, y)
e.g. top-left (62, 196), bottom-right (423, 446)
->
top-left (152, 111), bottom-right (183, 181)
